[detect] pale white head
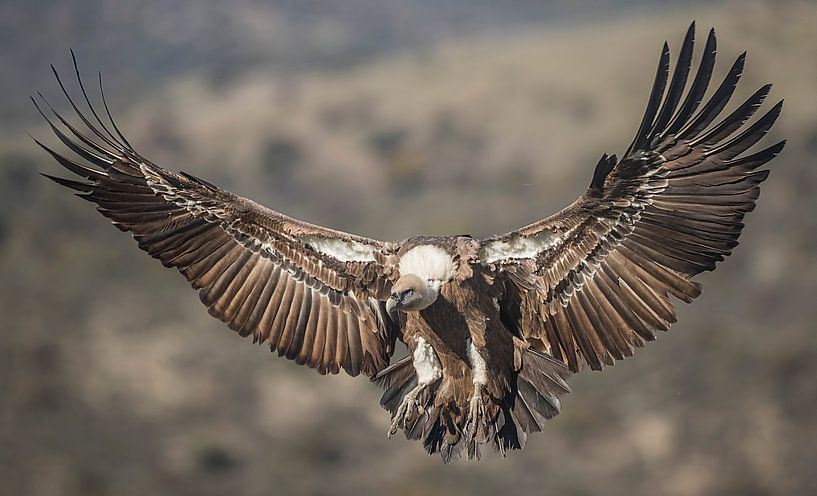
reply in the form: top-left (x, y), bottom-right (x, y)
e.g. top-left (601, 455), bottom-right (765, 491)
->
top-left (386, 245), bottom-right (457, 319)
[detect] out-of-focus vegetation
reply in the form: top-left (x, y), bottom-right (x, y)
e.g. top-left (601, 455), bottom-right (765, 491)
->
top-left (2, 1), bottom-right (816, 495)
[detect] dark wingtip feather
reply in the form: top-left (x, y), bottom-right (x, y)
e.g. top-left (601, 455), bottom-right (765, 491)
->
top-left (626, 41), bottom-right (671, 156)
top-left (35, 86), bottom-right (119, 156)
top-left (34, 134), bottom-right (108, 181)
top-left (589, 154), bottom-right (616, 191)
top-left (678, 51), bottom-right (746, 140)
top-left (71, 50), bottom-right (126, 149)
top-left (32, 91), bottom-right (116, 168)
top-left (25, 130), bottom-right (41, 145)
top-left (30, 93), bottom-right (50, 120)
top-left (706, 99), bottom-right (783, 160)
top-left (40, 172), bottom-right (93, 192)
top-left (98, 70), bottom-right (135, 150)
top-left (693, 83), bottom-right (773, 147)
top-left (50, 59), bottom-right (121, 151)
top-left (665, 27), bottom-right (717, 136)
top-left (651, 23), bottom-right (696, 138)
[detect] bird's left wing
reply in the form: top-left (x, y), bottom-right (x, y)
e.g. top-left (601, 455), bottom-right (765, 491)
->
top-left (35, 56), bottom-right (401, 377)
top-left (479, 24), bottom-right (784, 372)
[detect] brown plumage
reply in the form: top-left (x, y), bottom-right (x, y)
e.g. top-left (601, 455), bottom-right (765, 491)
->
top-left (36, 23), bottom-right (782, 461)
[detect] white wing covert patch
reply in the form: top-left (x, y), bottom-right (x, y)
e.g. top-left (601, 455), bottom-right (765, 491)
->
top-left (303, 236), bottom-right (377, 262)
top-left (478, 232), bottom-right (563, 264)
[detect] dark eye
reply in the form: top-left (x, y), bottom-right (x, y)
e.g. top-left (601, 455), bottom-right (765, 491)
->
top-left (400, 289), bottom-right (414, 299)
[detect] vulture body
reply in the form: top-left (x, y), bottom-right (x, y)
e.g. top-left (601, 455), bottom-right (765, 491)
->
top-left (36, 23), bottom-right (783, 461)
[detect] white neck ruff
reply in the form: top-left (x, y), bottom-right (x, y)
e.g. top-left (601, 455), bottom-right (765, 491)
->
top-left (398, 245), bottom-right (457, 282)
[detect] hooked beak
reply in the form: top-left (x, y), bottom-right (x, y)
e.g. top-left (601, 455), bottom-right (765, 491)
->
top-left (386, 295), bottom-right (400, 322)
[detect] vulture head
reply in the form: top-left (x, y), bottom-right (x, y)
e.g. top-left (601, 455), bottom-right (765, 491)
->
top-left (386, 274), bottom-right (441, 318)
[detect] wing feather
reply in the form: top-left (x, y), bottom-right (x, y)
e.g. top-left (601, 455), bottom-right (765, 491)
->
top-left (488, 24), bottom-right (783, 371)
top-left (650, 22), bottom-right (695, 138)
top-left (234, 261), bottom-right (273, 337)
top-left (37, 58), bottom-right (402, 378)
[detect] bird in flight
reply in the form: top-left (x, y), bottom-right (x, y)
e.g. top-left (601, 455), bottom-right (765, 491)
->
top-left (35, 22), bottom-right (783, 462)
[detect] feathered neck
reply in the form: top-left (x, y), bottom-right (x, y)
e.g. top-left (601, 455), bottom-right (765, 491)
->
top-left (398, 245), bottom-right (457, 282)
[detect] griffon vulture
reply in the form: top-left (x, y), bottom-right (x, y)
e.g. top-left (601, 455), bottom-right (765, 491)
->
top-left (35, 23), bottom-right (783, 461)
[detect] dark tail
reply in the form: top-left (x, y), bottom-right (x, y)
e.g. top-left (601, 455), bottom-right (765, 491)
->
top-left (497, 348), bottom-right (571, 453)
top-left (373, 349), bottom-right (571, 462)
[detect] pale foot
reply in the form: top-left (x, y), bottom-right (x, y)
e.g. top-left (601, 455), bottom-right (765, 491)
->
top-left (387, 385), bottom-right (426, 438)
top-left (465, 385), bottom-right (487, 438)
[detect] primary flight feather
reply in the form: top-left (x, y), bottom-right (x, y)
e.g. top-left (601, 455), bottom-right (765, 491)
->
top-left (36, 22), bottom-right (783, 462)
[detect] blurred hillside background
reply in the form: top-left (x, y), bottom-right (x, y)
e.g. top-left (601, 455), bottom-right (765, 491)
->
top-left (2, 0), bottom-right (816, 495)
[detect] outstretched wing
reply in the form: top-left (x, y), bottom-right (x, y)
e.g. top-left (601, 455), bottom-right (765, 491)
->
top-left (480, 23), bottom-right (784, 372)
top-left (35, 54), bottom-right (402, 377)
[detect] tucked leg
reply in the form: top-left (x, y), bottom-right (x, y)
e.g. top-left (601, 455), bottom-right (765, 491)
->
top-left (465, 337), bottom-right (489, 438)
top-left (387, 336), bottom-right (442, 437)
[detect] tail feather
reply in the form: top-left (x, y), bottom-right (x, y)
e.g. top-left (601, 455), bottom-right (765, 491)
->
top-left (373, 348), bottom-right (571, 461)
top-left (372, 355), bottom-right (413, 391)
top-left (511, 348), bottom-right (570, 427)
top-left (496, 402), bottom-right (526, 454)
top-left (511, 378), bottom-right (550, 433)
top-left (489, 349), bottom-right (570, 455)
top-left (374, 355), bottom-right (416, 412)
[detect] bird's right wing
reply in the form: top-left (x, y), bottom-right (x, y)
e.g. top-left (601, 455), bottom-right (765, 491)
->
top-left (36, 55), bottom-right (402, 377)
top-left (479, 24), bottom-right (784, 372)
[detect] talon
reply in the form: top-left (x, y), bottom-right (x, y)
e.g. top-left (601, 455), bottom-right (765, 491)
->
top-left (388, 415), bottom-right (401, 438)
top-left (466, 386), bottom-right (487, 437)
top-left (386, 385), bottom-right (426, 438)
